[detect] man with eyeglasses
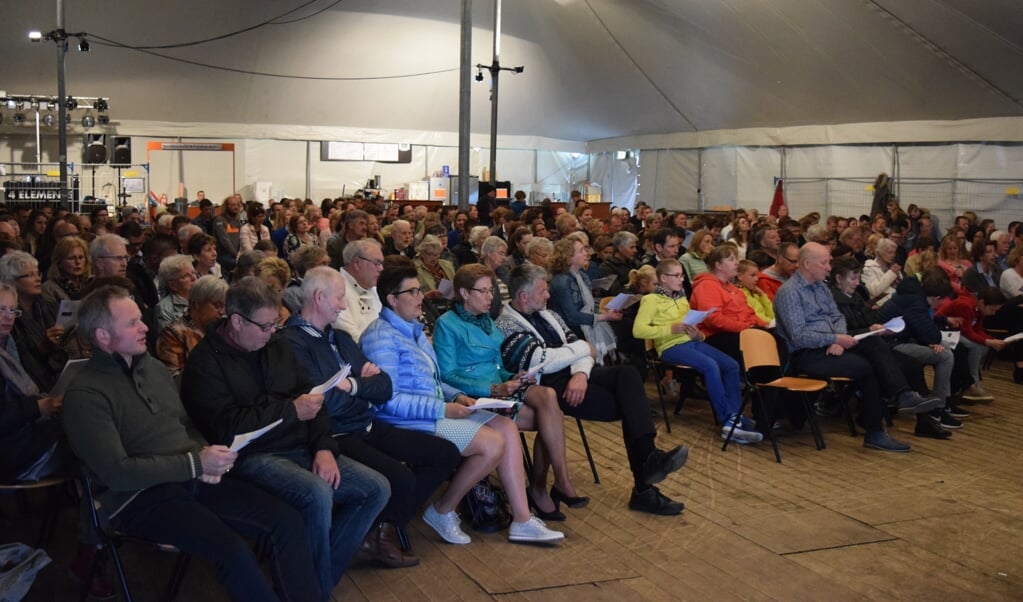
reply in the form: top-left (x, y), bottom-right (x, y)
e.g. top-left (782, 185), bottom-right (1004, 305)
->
top-left (757, 242), bottom-right (799, 301)
top-left (281, 267), bottom-right (459, 568)
top-left (335, 239), bottom-right (385, 342)
top-left (89, 234), bottom-right (130, 279)
top-left (181, 277), bottom-right (390, 598)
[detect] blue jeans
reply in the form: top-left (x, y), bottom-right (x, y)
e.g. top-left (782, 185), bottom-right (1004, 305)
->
top-left (662, 340), bottom-right (743, 422)
top-left (234, 449), bottom-right (390, 596)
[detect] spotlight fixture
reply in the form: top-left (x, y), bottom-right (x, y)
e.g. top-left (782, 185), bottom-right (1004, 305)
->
top-left (94, 98), bottom-right (108, 112)
top-left (13, 113), bottom-right (25, 125)
top-left (5, 99), bottom-right (15, 110)
top-left (77, 37), bottom-right (89, 52)
top-left (97, 115), bottom-right (109, 125)
top-left (475, 70), bottom-right (484, 82)
top-left (81, 112), bottom-right (96, 128)
top-left (42, 113), bottom-right (57, 127)
top-left (65, 97), bottom-right (78, 110)
top-left (28, 30), bottom-right (43, 42)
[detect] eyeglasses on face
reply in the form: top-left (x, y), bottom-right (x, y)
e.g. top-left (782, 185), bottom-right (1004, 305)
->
top-left (236, 313), bottom-right (277, 333)
top-left (15, 270), bottom-right (42, 279)
top-left (469, 287), bottom-right (494, 296)
top-left (662, 272), bottom-right (684, 279)
top-left (393, 287), bottom-right (424, 298)
top-left (0, 306), bottom-right (23, 317)
top-left (357, 255), bottom-right (384, 268)
top-left (99, 255), bottom-right (130, 263)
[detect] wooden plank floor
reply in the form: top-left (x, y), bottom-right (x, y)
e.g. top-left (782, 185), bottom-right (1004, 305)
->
top-left (7, 360), bottom-right (1021, 600)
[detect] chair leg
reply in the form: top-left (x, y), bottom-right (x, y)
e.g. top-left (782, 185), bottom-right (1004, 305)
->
top-left (394, 525), bottom-right (412, 553)
top-left (575, 418), bottom-right (600, 484)
top-left (751, 387), bottom-right (782, 463)
top-left (163, 552), bottom-right (192, 602)
top-left (108, 544), bottom-right (133, 602)
top-left (650, 366), bottom-right (673, 433)
top-left (519, 432), bottom-right (533, 476)
top-left (802, 393), bottom-right (826, 451)
top-left (36, 485), bottom-right (63, 547)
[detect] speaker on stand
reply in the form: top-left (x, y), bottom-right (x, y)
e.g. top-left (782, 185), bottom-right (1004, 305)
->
top-left (84, 134), bottom-right (107, 164)
top-left (111, 136), bottom-right (132, 166)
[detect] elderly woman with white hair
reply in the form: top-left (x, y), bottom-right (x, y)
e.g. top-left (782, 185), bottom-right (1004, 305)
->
top-left (480, 236), bottom-right (512, 317)
top-left (861, 237), bottom-right (902, 306)
top-left (414, 234), bottom-right (455, 300)
top-left (153, 254), bottom-right (199, 333)
top-left (156, 275), bottom-right (228, 377)
top-left (0, 252), bottom-right (67, 392)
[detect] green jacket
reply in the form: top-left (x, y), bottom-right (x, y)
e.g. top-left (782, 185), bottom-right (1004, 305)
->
top-left (63, 349), bottom-right (205, 518)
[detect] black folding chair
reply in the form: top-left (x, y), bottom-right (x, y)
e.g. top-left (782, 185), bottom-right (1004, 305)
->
top-left (80, 473), bottom-right (192, 602)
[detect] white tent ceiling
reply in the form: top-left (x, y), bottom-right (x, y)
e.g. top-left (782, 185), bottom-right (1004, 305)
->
top-left (2, 0), bottom-right (1022, 145)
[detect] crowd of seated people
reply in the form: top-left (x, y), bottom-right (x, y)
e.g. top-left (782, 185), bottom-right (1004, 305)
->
top-left (2, 189), bottom-right (1022, 600)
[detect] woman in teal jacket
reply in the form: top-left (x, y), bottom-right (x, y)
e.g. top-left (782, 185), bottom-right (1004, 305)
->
top-left (433, 264), bottom-right (584, 521)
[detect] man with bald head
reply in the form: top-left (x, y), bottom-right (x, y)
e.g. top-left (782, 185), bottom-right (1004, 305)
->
top-left (773, 243), bottom-right (942, 453)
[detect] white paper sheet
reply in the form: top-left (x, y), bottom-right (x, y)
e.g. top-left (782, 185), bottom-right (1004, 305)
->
top-left (229, 419), bottom-right (284, 452)
top-left (309, 364), bottom-right (351, 395)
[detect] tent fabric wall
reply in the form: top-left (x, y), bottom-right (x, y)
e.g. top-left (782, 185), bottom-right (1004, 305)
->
top-left (628, 142), bottom-right (1023, 231)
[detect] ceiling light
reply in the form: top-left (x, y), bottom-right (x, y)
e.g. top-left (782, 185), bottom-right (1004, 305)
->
top-left (13, 113), bottom-right (25, 125)
top-left (5, 99), bottom-right (15, 110)
top-left (28, 31), bottom-right (43, 42)
top-left (94, 98), bottom-right (108, 112)
top-left (65, 97), bottom-right (78, 110)
top-left (42, 113), bottom-right (57, 127)
top-left (82, 112), bottom-right (96, 128)
top-left (97, 115), bottom-right (109, 125)
top-left (77, 37), bottom-right (90, 52)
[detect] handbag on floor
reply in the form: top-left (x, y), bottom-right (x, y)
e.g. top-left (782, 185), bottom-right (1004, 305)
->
top-left (459, 476), bottom-right (511, 533)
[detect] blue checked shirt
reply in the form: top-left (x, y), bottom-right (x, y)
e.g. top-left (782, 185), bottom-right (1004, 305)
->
top-left (773, 271), bottom-right (846, 351)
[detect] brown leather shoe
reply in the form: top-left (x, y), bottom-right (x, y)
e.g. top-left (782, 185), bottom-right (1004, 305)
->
top-left (355, 532), bottom-right (376, 563)
top-left (373, 522), bottom-right (419, 568)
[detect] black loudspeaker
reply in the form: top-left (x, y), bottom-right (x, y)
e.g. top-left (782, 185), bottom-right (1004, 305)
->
top-left (84, 134), bottom-right (107, 163)
top-left (111, 136), bottom-right (132, 166)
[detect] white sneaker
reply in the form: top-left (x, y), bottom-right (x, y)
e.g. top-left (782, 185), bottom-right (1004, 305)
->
top-left (423, 505), bottom-right (471, 545)
top-left (508, 515), bottom-right (564, 544)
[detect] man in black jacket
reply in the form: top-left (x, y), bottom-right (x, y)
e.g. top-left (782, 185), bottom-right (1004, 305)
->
top-left (181, 277), bottom-right (390, 597)
top-left (279, 267), bottom-right (460, 568)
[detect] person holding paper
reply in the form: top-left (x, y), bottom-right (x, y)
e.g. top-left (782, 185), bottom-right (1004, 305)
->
top-left (361, 264), bottom-right (563, 545)
top-left (829, 258), bottom-right (956, 438)
top-left (774, 243), bottom-right (943, 453)
top-left (280, 267), bottom-right (462, 563)
top-left (434, 264), bottom-right (584, 522)
top-left (498, 264), bottom-right (690, 518)
top-left (548, 237), bottom-right (621, 363)
top-left (413, 235), bottom-right (455, 300)
top-left (634, 259), bottom-right (762, 446)
top-left (181, 277), bottom-right (390, 595)
top-left (64, 285), bottom-right (322, 602)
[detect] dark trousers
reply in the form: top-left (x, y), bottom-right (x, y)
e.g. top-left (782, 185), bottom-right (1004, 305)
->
top-left (333, 421), bottom-right (460, 525)
top-left (547, 365), bottom-right (657, 489)
top-left (115, 477), bottom-right (322, 602)
top-left (791, 343), bottom-right (886, 432)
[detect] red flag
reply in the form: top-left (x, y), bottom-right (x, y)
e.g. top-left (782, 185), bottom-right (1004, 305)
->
top-left (769, 179), bottom-right (785, 218)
